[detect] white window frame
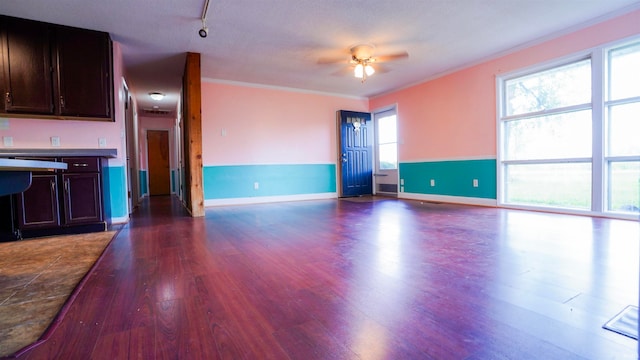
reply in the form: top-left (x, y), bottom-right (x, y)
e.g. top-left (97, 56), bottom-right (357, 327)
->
top-left (496, 35), bottom-right (640, 220)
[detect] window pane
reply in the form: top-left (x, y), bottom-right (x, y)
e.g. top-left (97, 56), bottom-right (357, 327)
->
top-left (505, 59), bottom-right (591, 116)
top-left (609, 42), bottom-right (640, 101)
top-left (505, 163), bottom-right (591, 209)
top-left (379, 143), bottom-right (397, 170)
top-left (378, 115), bottom-right (397, 144)
top-left (504, 110), bottom-right (592, 160)
top-left (607, 102), bottom-right (640, 156)
top-left (608, 161), bottom-right (640, 213)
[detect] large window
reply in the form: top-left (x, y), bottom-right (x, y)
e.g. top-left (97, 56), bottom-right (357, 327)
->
top-left (499, 39), bottom-right (640, 217)
top-left (605, 42), bottom-right (640, 214)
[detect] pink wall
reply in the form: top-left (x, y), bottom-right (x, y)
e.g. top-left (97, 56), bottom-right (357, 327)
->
top-left (370, 9), bottom-right (640, 162)
top-left (201, 82), bottom-right (368, 165)
top-left (0, 42), bottom-right (127, 164)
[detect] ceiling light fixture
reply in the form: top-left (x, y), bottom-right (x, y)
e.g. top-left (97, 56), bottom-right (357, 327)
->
top-left (149, 92), bottom-right (164, 101)
top-left (353, 59), bottom-right (375, 83)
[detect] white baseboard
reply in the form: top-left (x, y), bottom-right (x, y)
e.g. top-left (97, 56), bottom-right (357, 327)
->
top-left (398, 193), bottom-right (498, 207)
top-left (205, 192), bottom-right (338, 207)
top-left (111, 216), bottom-right (129, 224)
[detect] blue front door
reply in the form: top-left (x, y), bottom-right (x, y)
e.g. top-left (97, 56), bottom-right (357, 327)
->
top-left (339, 110), bottom-right (372, 197)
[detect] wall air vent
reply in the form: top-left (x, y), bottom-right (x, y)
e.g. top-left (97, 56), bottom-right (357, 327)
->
top-left (142, 108), bottom-right (171, 115)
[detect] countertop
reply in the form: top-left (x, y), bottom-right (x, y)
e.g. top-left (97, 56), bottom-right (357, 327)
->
top-left (0, 158), bottom-right (67, 171)
top-left (0, 148), bottom-right (117, 158)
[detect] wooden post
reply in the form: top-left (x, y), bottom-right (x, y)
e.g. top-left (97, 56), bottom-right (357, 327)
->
top-left (182, 52), bottom-right (204, 217)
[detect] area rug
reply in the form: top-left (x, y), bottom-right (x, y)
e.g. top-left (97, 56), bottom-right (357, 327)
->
top-left (603, 305), bottom-right (639, 340)
top-left (0, 231), bottom-right (116, 357)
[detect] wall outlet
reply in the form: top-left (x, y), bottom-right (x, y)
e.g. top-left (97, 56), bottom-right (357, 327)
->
top-left (3, 136), bottom-right (13, 147)
top-left (221, 128), bottom-right (227, 137)
top-left (400, 178), bottom-right (404, 185)
top-left (473, 179), bottom-right (479, 187)
top-left (430, 179), bottom-right (435, 187)
top-left (254, 182), bottom-right (259, 190)
top-left (400, 186), bottom-right (404, 192)
top-left (51, 136), bottom-right (60, 147)
top-left (99, 138), bottom-right (107, 148)
top-left (0, 118), bottom-right (9, 130)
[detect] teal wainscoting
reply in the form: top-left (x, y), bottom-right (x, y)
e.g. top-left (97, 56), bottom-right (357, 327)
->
top-left (102, 165), bottom-right (128, 219)
top-left (400, 159), bottom-right (496, 199)
top-left (139, 170), bottom-right (148, 196)
top-left (204, 164), bottom-right (336, 199)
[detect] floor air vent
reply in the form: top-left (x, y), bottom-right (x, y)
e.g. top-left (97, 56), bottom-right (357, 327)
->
top-left (378, 184), bottom-right (398, 193)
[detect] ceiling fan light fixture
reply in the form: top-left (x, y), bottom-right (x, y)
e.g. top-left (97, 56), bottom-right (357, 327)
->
top-left (354, 63), bottom-right (364, 78)
top-left (149, 92), bottom-right (164, 101)
top-left (365, 64), bottom-right (375, 76)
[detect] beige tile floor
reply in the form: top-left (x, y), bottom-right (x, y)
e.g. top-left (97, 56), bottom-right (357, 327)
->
top-left (0, 231), bottom-right (115, 357)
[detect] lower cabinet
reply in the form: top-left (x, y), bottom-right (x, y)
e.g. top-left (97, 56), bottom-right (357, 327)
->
top-left (62, 172), bottom-right (102, 225)
top-left (16, 174), bottom-right (60, 229)
top-left (12, 156), bottom-right (106, 238)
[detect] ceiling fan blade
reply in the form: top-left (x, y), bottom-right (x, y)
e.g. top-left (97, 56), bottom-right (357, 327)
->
top-left (330, 66), bottom-right (356, 76)
top-left (375, 51), bottom-right (409, 62)
top-left (373, 64), bottom-right (392, 74)
top-left (317, 56), bottom-right (350, 65)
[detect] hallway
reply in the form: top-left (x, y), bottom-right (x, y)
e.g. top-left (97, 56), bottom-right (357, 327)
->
top-left (15, 196), bottom-right (639, 359)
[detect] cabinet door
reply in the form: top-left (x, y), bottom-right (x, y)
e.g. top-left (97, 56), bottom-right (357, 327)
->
top-left (0, 16), bottom-right (54, 114)
top-left (54, 26), bottom-right (112, 118)
top-left (62, 173), bottom-right (103, 225)
top-left (16, 174), bottom-right (60, 229)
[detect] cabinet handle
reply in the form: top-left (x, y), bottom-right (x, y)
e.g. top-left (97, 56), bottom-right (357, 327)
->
top-left (5, 92), bottom-right (10, 105)
top-left (72, 163), bottom-right (88, 167)
top-left (64, 179), bottom-right (70, 193)
top-left (51, 180), bottom-right (56, 192)
top-left (60, 96), bottom-right (65, 108)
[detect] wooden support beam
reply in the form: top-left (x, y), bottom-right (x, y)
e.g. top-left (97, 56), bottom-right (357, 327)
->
top-left (182, 52), bottom-right (204, 217)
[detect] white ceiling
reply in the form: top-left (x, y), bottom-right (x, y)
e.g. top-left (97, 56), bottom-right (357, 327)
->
top-left (2, 0), bottom-right (639, 114)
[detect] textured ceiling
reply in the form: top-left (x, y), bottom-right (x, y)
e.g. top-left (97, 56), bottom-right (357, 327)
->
top-left (1, 0), bottom-right (639, 114)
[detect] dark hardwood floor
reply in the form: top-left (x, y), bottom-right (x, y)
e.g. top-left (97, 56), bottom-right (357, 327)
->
top-left (13, 196), bottom-right (639, 359)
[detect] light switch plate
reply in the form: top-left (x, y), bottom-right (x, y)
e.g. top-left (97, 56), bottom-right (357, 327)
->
top-left (51, 136), bottom-right (61, 147)
top-left (99, 138), bottom-right (107, 148)
top-left (3, 136), bottom-right (13, 147)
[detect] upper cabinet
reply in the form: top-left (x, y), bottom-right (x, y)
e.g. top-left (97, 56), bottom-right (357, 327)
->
top-left (55, 26), bottom-right (113, 118)
top-left (0, 16), bottom-right (114, 121)
top-left (1, 16), bottom-right (53, 115)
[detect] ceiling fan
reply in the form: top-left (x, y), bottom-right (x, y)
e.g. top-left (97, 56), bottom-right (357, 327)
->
top-left (319, 44), bottom-right (409, 82)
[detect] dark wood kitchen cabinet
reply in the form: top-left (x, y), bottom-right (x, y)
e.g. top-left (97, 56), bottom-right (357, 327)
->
top-left (12, 156), bottom-right (106, 238)
top-left (16, 174), bottom-right (60, 229)
top-left (0, 15), bottom-right (113, 120)
top-left (61, 157), bottom-right (103, 225)
top-left (55, 26), bottom-right (113, 118)
top-left (0, 16), bottom-right (54, 115)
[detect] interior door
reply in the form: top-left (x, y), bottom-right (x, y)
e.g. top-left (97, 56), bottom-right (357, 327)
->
top-left (124, 92), bottom-right (139, 213)
top-left (338, 110), bottom-right (372, 197)
top-left (147, 130), bottom-right (171, 196)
